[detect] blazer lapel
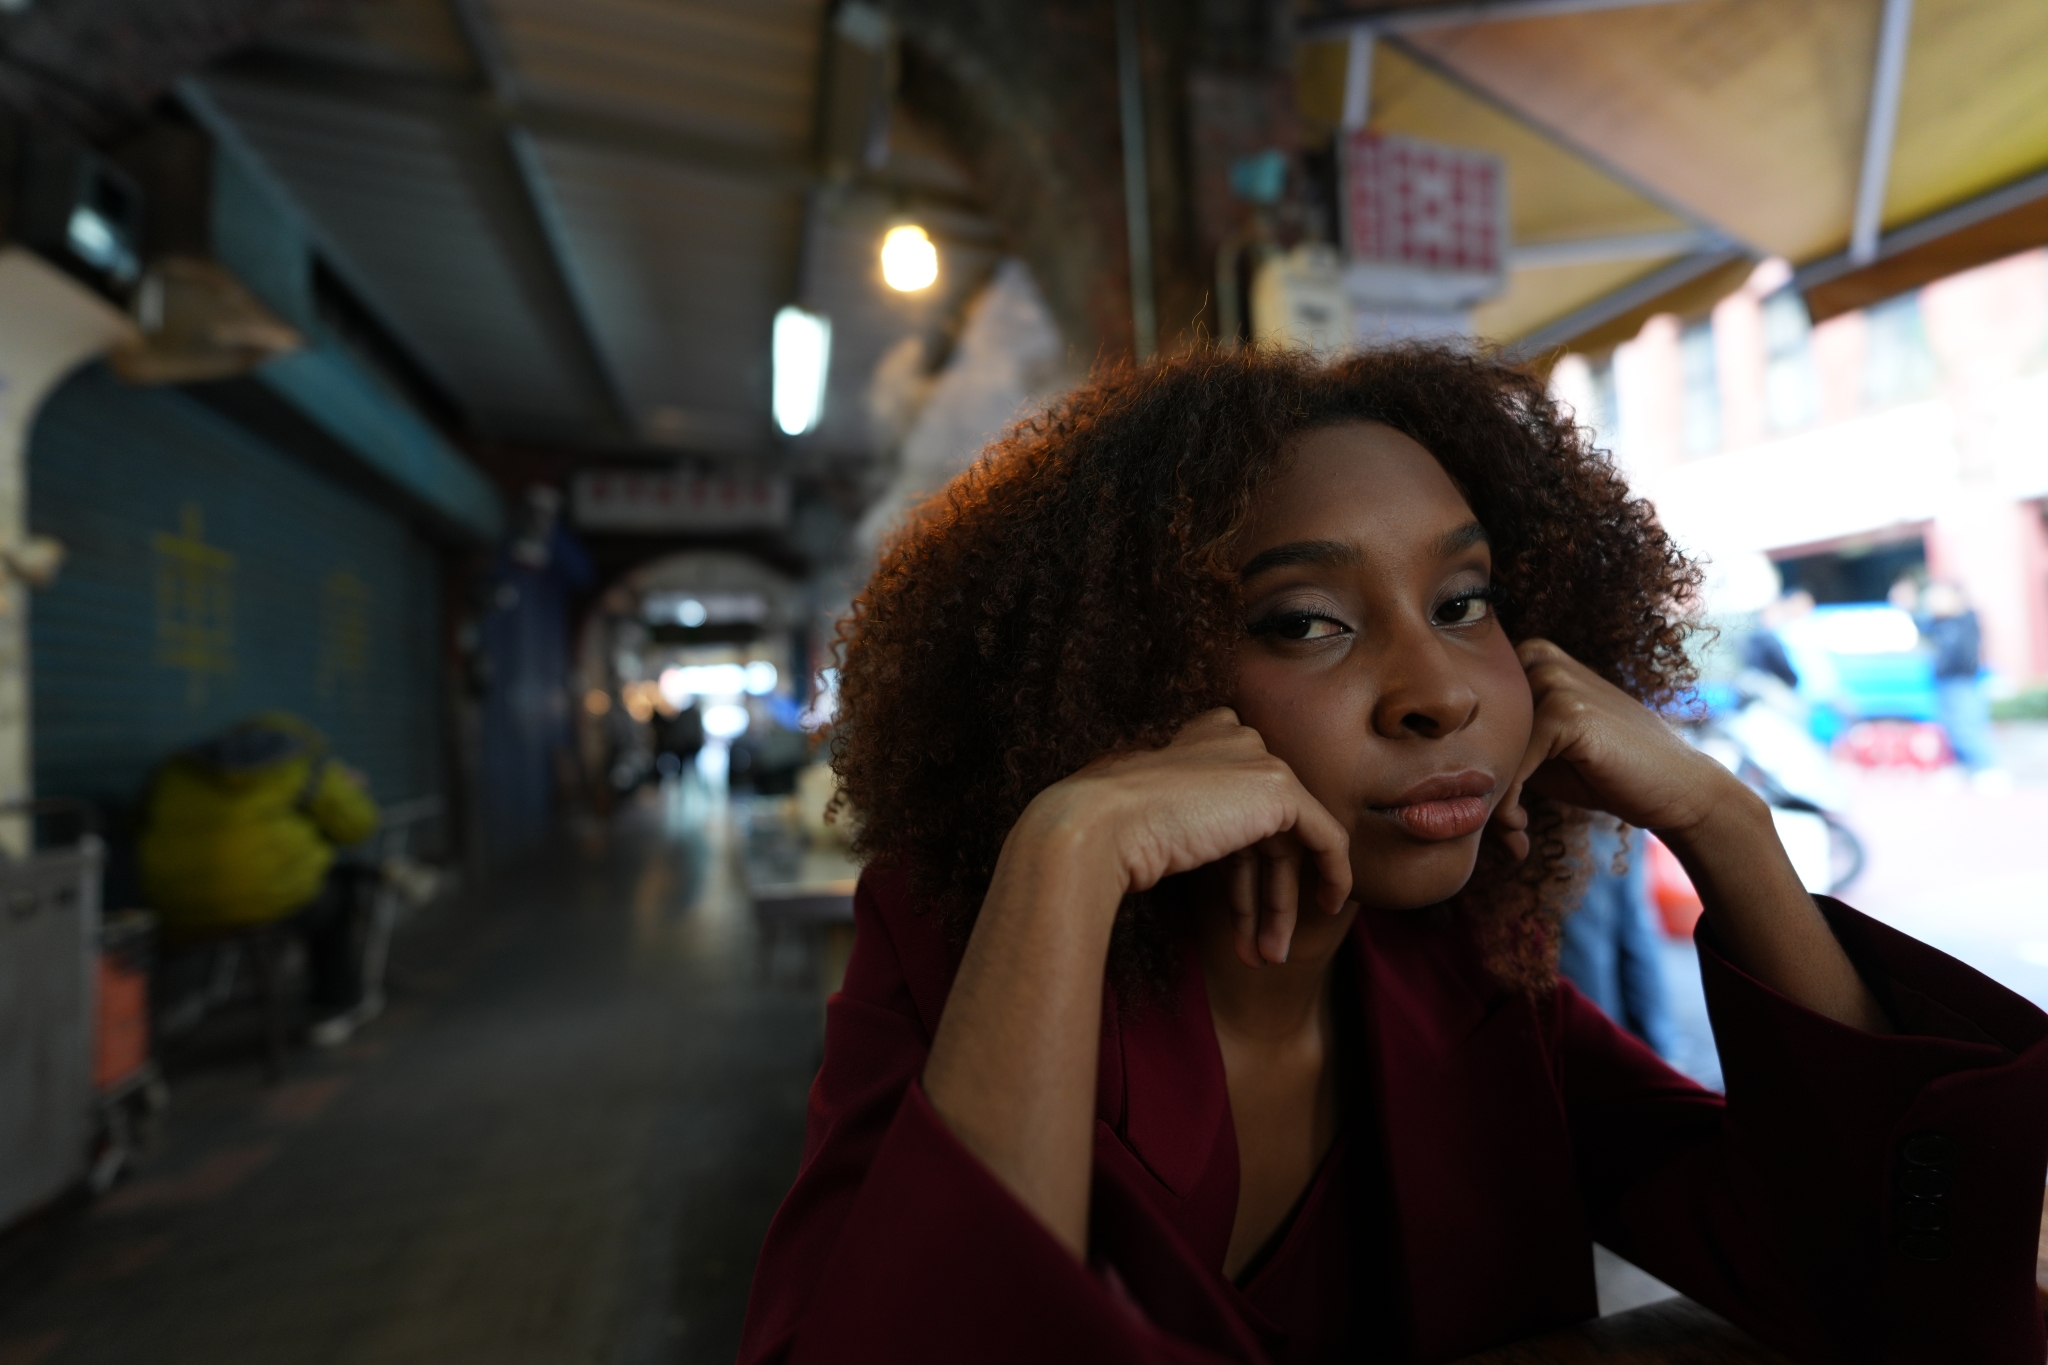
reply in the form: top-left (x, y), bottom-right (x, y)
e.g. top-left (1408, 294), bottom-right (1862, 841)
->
top-left (1354, 908), bottom-right (1597, 1361)
top-left (1109, 937), bottom-right (1240, 1270)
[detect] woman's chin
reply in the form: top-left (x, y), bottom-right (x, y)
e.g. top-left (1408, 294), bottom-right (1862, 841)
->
top-left (1347, 835), bottom-right (1482, 912)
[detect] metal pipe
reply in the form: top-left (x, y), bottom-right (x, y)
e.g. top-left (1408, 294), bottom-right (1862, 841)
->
top-left (1850, 0), bottom-right (1915, 266)
top-left (1508, 227), bottom-right (1726, 270)
top-left (1116, 0), bottom-right (1156, 361)
top-left (1341, 28), bottom-right (1375, 131)
top-left (1300, 0), bottom-right (1704, 42)
top-left (445, 0), bottom-right (636, 434)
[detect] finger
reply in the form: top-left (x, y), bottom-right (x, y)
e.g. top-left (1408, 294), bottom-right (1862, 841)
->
top-left (1491, 782), bottom-right (1530, 831)
top-left (1515, 637), bottom-right (1570, 670)
top-left (1285, 791), bottom-right (1352, 915)
top-left (1258, 842), bottom-right (1299, 965)
top-left (1226, 850), bottom-right (1261, 970)
top-left (1510, 700), bottom-right (1569, 797)
top-left (1486, 771), bottom-right (1531, 861)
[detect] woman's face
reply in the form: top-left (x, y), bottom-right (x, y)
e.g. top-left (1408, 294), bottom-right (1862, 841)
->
top-left (1232, 421), bottom-right (1535, 912)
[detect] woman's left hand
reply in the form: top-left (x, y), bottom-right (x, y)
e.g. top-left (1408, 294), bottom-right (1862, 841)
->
top-left (1489, 637), bottom-right (1738, 859)
top-left (1493, 639), bottom-right (1890, 1034)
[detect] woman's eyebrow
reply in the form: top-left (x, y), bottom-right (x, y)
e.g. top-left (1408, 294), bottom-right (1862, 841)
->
top-left (1238, 539), bottom-right (1360, 581)
top-left (1435, 521), bottom-right (1489, 559)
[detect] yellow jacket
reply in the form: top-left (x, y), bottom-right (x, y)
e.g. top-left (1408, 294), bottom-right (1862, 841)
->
top-left (139, 714), bottom-right (380, 931)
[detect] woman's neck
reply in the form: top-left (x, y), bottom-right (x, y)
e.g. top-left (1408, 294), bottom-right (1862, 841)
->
top-left (1195, 894), bottom-right (1359, 1043)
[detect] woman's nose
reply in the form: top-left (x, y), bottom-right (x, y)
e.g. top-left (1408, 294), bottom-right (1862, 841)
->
top-left (1368, 632), bottom-right (1480, 740)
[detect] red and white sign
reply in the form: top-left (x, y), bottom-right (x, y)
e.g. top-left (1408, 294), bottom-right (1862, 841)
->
top-left (1339, 130), bottom-right (1506, 316)
top-left (572, 469), bottom-right (790, 533)
top-left (1342, 130), bottom-right (1504, 275)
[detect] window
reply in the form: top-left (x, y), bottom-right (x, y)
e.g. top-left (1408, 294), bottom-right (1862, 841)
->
top-left (1680, 319), bottom-right (1721, 456)
top-left (1762, 289), bottom-right (1819, 433)
top-left (1584, 353), bottom-right (1621, 461)
top-left (1862, 293), bottom-right (1937, 409)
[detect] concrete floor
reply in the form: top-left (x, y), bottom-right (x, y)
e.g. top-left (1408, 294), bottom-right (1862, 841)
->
top-left (0, 792), bottom-right (820, 1365)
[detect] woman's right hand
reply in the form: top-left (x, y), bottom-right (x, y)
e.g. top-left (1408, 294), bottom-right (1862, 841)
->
top-left (1012, 708), bottom-right (1352, 967)
top-left (927, 709), bottom-right (1348, 1257)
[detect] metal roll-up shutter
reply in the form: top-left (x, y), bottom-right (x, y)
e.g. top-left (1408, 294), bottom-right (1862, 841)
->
top-left (27, 366), bottom-right (446, 855)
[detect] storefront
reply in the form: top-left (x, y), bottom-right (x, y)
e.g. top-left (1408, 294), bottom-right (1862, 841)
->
top-left (27, 367), bottom-right (449, 861)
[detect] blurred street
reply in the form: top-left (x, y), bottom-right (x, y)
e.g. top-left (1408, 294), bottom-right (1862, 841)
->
top-left (0, 790), bottom-right (816, 1365)
top-left (1652, 719), bottom-right (2048, 1098)
top-left (1834, 726), bottom-right (2048, 1008)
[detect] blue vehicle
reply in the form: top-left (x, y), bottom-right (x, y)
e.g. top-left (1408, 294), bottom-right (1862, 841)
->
top-left (1778, 604), bottom-right (1939, 741)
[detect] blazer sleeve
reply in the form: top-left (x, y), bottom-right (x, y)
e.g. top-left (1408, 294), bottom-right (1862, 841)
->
top-left (736, 875), bottom-right (1250, 1365)
top-left (1561, 896), bottom-right (2048, 1365)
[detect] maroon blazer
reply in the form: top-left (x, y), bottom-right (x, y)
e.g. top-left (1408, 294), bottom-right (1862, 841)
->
top-left (739, 866), bottom-right (2048, 1363)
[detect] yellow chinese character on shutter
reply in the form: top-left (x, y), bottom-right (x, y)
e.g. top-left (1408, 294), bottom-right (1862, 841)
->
top-left (153, 504), bottom-right (236, 706)
top-left (317, 566), bottom-right (373, 705)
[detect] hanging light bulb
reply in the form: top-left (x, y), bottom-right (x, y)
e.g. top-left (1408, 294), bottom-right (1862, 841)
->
top-left (879, 224), bottom-right (939, 292)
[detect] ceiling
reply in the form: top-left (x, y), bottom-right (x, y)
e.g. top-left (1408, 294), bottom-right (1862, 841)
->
top-left (1299, 0), bottom-right (2048, 349)
top-left (190, 0), bottom-right (992, 461)
top-left (170, 0), bottom-right (2048, 464)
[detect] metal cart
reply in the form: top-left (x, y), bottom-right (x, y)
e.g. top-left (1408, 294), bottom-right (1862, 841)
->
top-left (0, 806), bottom-right (105, 1230)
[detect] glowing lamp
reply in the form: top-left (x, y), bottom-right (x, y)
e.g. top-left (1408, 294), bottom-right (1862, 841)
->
top-left (772, 305), bottom-right (831, 436)
top-left (880, 224), bottom-right (939, 292)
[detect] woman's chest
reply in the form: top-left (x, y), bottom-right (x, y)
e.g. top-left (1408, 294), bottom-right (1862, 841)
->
top-left (1215, 1023), bottom-right (1342, 1280)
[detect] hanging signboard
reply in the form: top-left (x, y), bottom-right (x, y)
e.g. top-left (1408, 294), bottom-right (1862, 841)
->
top-left (1340, 130), bottom-right (1506, 311)
top-left (571, 469), bottom-right (791, 533)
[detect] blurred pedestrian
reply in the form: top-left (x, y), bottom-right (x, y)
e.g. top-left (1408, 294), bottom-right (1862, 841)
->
top-left (1559, 824), bottom-right (1678, 1060)
top-left (1920, 582), bottom-right (1995, 773)
top-left (654, 699), bottom-right (705, 782)
top-left (1737, 588), bottom-right (1812, 691)
top-left (140, 714), bottom-right (383, 1043)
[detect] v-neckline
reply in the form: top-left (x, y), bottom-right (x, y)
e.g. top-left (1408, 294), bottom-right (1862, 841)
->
top-left (1230, 1130), bottom-right (1345, 1289)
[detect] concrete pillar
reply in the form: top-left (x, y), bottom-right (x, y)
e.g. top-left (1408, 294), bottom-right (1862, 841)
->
top-left (1612, 312), bottom-right (1684, 483)
top-left (1920, 250), bottom-right (2048, 684)
top-left (1710, 286), bottom-right (1768, 450)
top-left (0, 250), bottom-right (137, 841)
top-left (1808, 310), bottom-right (1868, 427)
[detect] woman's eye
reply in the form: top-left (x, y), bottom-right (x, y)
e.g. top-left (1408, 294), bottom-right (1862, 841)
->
top-left (1436, 592), bottom-right (1492, 625)
top-left (1254, 612), bottom-right (1346, 641)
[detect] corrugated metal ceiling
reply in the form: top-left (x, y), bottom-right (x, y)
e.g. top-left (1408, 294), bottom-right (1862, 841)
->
top-left (532, 140), bottom-right (802, 452)
top-left (201, 75), bottom-right (612, 434)
top-left (193, 0), bottom-right (969, 460)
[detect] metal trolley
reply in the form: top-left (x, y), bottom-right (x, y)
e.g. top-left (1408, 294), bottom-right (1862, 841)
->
top-left (0, 805), bottom-right (107, 1230)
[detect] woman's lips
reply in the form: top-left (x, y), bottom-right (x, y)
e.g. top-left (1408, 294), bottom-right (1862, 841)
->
top-left (1371, 771), bottom-right (1495, 843)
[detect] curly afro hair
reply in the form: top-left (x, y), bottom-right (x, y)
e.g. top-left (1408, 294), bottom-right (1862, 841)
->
top-left (830, 342), bottom-right (1699, 992)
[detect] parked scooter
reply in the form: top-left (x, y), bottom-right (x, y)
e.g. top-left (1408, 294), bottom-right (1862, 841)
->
top-left (1685, 671), bottom-right (1866, 896)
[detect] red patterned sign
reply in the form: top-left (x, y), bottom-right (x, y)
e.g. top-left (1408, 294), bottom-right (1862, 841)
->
top-left (1342, 130), bottom-right (1504, 276)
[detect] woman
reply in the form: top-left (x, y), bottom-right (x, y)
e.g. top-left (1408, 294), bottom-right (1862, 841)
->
top-left (740, 346), bottom-right (2047, 1363)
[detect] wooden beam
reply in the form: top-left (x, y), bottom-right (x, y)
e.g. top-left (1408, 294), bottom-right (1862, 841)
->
top-left (1506, 247), bottom-right (1746, 356)
top-left (1801, 165), bottom-right (2048, 322)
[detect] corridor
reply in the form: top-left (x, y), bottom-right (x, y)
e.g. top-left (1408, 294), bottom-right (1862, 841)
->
top-left (0, 795), bottom-right (820, 1365)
